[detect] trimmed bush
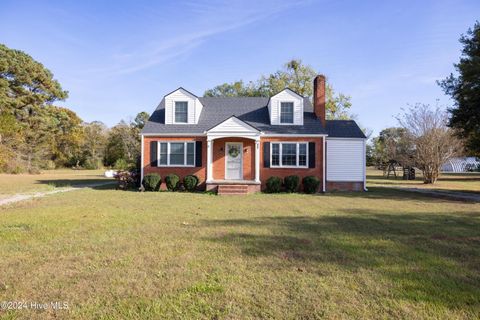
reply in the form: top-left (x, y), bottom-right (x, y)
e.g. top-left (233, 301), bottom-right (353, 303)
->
top-left (165, 173), bottom-right (180, 191)
top-left (266, 176), bottom-right (282, 193)
top-left (284, 175), bottom-right (300, 193)
top-left (302, 176), bottom-right (320, 194)
top-left (143, 173), bottom-right (161, 191)
top-left (183, 175), bottom-right (199, 192)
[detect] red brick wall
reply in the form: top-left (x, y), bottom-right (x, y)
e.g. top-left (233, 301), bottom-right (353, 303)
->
top-left (260, 137), bottom-right (324, 192)
top-left (143, 136), bottom-right (207, 188)
top-left (143, 135), bottom-right (326, 192)
top-left (212, 138), bottom-right (255, 180)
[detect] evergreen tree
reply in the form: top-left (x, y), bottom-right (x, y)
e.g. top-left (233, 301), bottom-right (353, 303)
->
top-left (439, 22), bottom-right (480, 155)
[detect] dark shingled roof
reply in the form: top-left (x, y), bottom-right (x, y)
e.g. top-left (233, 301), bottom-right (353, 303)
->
top-left (325, 120), bottom-right (366, 138)
top-left (141, 96), bottom-right (365, 138)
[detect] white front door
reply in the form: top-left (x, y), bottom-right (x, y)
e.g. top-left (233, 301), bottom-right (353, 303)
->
top-left (225, 142), bottom-right (243, 180)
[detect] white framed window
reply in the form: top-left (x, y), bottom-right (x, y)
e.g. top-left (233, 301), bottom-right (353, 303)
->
top-left (271, 142), bottom-right (308, 168)
top-left (174, 101), bottom-right (188, 123)
top-left (158, 142), bottom-right (195, 167)
top-left (280, 102), bottom-right (294, 124)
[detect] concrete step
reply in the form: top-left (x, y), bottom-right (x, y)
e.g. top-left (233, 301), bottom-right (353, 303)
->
top-left (218, 185), bottom-right (249, 195)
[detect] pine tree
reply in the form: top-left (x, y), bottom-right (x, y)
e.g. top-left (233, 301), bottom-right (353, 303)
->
top-left (439, 21), bottom-right (480, 155)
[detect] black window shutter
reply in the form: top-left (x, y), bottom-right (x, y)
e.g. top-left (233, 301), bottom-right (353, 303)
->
top-left (308, 142), bottom-right (316, 168)
top-left (150, 141), bottom-right (158, 167)
top-left (195, 141), bottom-right (202, 167)
top-left (263, 142), bottom-right (270, 168)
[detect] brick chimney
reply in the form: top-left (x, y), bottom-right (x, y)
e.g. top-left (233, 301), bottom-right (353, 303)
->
top-left (313, 75), bottom-right (326, 127)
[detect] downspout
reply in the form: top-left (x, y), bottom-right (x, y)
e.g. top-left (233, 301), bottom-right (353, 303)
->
top-left (140, 134), bottom-right (144, 183)
top-left (363, 138), bottom-right (368, 191)
top-left (322, 136), bottom-right (326, 192)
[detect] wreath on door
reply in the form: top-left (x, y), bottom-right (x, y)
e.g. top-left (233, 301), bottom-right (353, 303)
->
top-left (228, 145), bottom-right (240, 158)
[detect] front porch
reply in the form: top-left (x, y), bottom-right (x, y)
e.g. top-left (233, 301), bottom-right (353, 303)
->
top-left (205, 116), bottom-right (261, 194)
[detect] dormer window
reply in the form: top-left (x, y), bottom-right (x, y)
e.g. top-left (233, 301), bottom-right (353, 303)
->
top-left (164, 88), bottom-right (203, 124)
top-left (268, 89), bottom-right (303, 125)
top-left (174, 101), bottom-right (188, 123)
top-left (280, 102), bottom-right (294, 124)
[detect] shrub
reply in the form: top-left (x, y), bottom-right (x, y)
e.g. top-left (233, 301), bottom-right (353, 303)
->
top-left (165, 173), bottom-right (180, 191)
top-left (143, 173), bottom-right (161, 191)
top-left (284, 175), bottom-right (300, 193)
top-left (10, 165), bottom-right (24, 174)
top-left (183, 175), bottom-right (199, 192)
top-left (84, 158), bottom-right (102, 170)
top-left (302, 176), bottom-right (320, 194)
top-left (28, 167), bottom-right (41, 174)
top-left (266, 176), bottom-right (282, 193)
top-left (114, 158), bottom-right (129, 170)
top-left (43, 160), bottom-right (56, 170)
top-left (115, 170), bottom-right (139, 190)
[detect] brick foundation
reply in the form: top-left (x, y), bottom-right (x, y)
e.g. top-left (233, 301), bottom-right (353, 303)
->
top-left (326, 181), bottom-right (364, 191)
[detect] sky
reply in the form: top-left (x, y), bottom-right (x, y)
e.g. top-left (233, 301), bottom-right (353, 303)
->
top-left (1, 0), bottom-right (478, 136)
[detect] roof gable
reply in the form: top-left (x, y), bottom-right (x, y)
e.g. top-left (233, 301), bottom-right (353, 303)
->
top-left (270, 88), bottom-right (304, 100)
top-left (164, 87), bottom-right (198, 100)
top-left (207, 116), bottom-right (260, 134)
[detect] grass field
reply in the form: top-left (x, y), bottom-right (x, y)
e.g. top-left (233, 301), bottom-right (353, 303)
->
top-left (0, 170), bottom-right (110, 197)
top-left (367, 168), bottom-right (480, 194)
top-left (1, 182), bottom-right (479, 319)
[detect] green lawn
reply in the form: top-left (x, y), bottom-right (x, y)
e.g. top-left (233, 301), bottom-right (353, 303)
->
top-left (1, 186), bottom-right (479, 319)
top-left (0, 169), bottom-right (110, 197)
top-left (367, 168), bottom-right (480, 194)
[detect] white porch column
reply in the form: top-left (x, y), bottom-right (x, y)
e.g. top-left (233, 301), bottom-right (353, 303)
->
top-left (255, 139), bottom-right (260, 183)
top-left (207, 139), bottom-right (213, 182)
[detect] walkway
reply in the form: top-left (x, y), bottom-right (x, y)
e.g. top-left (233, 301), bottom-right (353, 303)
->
top-left (0, 181), bottom-right (115, 207)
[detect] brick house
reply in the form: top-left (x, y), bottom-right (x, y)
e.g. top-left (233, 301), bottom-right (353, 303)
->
top-left (141, 75), bottom-right (366, 194)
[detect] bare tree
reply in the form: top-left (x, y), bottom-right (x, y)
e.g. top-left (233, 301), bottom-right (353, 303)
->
top-left (398, 104), bottom-right (463, 184)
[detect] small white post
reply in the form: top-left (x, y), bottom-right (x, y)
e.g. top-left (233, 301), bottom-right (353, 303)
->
top-left (207, 139), bottom-right (213, 182)
top-left (255, 139), bottom-right (260, 183)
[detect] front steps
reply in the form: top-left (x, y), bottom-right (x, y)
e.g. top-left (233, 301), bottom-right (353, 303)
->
top-left (217, 184), bottom-right (249, 195)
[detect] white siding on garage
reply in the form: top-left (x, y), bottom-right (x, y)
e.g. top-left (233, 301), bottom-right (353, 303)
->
top-left (164, 88), bottom-right (203, 124)
top-left (268, 89), bottom-right (303, 125)
top-left (327, 138), bottom-right (365, 181)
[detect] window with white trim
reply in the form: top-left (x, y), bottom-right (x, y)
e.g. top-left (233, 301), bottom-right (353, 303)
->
top-left (280, 102), bottom-right (294, 124)
top-left (174, 101), bottom-right (188, 123)
top-left (271, 142), bottom-right (308, 168)
top-left (158, 142), bottom-right (195, 166)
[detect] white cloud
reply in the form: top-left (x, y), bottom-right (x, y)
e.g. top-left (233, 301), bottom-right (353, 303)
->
top-left (83, 0), bottom-right (312, 77)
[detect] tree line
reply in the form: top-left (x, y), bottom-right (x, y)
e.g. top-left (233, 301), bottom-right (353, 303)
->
top-left (2, 18), bottom-right (478, 182)
top-left (0, 53), bottom-right (356, 174)
top-left (0, 43), bottom-right (148, 173)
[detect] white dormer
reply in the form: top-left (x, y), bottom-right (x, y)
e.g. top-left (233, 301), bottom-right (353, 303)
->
top-left (268, 88), bottom-right (304, 125)
top-left (164, 88), bottom-right (203, 124)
